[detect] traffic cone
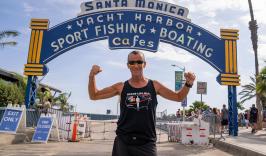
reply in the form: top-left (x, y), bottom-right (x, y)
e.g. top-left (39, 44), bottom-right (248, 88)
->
top-left (71, 122), bottom-right (79, 142)
top-left (69, 113), bottom-right (79, 142)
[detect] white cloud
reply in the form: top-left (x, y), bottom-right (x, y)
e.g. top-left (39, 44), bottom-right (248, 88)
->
top-left (165, 0), bottom-right (266, 33)
top-left (23, 2), bottom-right (34, 14)
top-left (259, 35), bottom-right (266, 43)
top-left (44, 0), bottom-right (83, 16)
top-left (251, 0), bottom-right (266, 25)
top-left (240, 74), bottom-right (253, 85)
top-left (179, 0), bottom-right (247, 12)
top-left (239, 14), bottom-right (251, 26)
top-left (144, 43), bottom-right (193, 63)
top-left (202, 71), bottom-right (216, 78)
top-left (106, 61), bottom-right (127, 69)
top-left (45, 0), bottom-right (83, 5)
top-left (258, 43), bottom-right (266, 61)
top-left (90, 40), bottom-right (109, 51)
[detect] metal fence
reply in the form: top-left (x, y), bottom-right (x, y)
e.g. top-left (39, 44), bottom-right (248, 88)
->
top-left (0, 107), bottom-right (171, 142)
top-left (201, 114), bottom-right (223, 139)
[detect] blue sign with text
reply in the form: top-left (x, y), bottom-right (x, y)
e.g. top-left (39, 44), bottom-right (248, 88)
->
top-left (40, 9), bottom-right (225, 73)
top-left (181, 97), bottom-right (187, 107)
top-left (175, 71), bottom-right (183, 91)
top-left (0, 109), bottom-right (23, 133)
top-left (32, 116), bottom-right (53, 143)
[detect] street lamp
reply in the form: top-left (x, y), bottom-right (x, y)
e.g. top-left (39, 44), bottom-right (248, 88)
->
top-left (171, 64), bottom-right (185, 72)
top-left (171, 64), bottom-right (186, 121)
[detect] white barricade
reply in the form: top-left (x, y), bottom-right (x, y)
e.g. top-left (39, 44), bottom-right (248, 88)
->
top-left (167, 119), bottom-right (210, 145)
top-left (78, 115), bottom-right (89, 138)
top-left (196, 119), bottom-right (209, 145)
top-left (180, 122), bottom-right (197, 145)
top-left (167, 123), bottom-right (182, 142)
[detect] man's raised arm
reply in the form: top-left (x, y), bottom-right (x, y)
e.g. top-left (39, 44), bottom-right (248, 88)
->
top-left (88, 65), bottom-right (123, 100)
top-left (153, 72), bottom-right (195, 102)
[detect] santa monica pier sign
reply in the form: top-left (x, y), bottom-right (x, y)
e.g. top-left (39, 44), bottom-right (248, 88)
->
top-left (24, 0), bottom-right (240, 136)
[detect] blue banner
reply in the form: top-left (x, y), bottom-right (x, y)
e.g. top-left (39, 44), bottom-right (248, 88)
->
top-left (32, 116), bottom-right (53, 143)
top-left (175, 71), bottom-right (183, 91)
top-left (0, 108), bottom-right (23, 133)
top-left (181, 97), bottom-right (187, 107)
top-left (40, 10), bottom-right (225, 73)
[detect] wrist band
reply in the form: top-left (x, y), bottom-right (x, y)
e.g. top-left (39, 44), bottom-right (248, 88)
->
top-left (185, 82), bottom-right (193, 88)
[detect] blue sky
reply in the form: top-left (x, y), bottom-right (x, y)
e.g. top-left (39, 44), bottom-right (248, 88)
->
top-left (0, 0), bottom-right (266, 115)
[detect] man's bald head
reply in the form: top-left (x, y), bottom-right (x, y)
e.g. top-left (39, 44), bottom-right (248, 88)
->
top-left (127, 51), bottom-right (146, 62)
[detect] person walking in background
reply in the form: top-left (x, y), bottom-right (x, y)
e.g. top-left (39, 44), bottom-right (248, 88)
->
top-left (203, 106), bottom-right (212, 116)
top-left (42, 98), bottom-right (51, 115)
top-left (244, 110), bottom-right (250, 129)
top-left (249, 104), bottom-right (258, 133)
top-left (239, 112), bottom-right (245, 127)
top-left (176, 109), bottom-right (181, 121)
top-left (212, 107), bottom-right (221, 134)
top-left (221, 104), bottom-right (229, 133)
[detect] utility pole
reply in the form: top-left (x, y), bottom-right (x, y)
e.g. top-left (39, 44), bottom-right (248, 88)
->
top-left (248, 0), bottom-right (259, 75)
top-left (171, 64), bottom-right (186, 121)
top-left (248, 0), bottom-right (262, 129)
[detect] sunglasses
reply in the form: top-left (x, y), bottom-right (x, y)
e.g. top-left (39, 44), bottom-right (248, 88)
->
top-left (128, 60), bottom-right (145, 65)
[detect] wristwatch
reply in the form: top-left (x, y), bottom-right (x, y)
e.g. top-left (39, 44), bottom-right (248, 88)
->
top-left (185, 82), bottom-right (193, 88)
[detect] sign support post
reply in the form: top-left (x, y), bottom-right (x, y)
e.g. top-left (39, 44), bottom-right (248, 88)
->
top-left (220, 29), bottom-right (240, 136)
top-left (197, 82), bottom-right (207, 103)
top-left (24, 19), bottom-right (49, 108)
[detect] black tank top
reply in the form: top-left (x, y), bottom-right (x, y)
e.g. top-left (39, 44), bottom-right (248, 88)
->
top-left (116, 79), bottom-right (158, 142)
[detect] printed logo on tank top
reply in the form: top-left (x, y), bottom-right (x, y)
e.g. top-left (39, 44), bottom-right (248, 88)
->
top-left (125, 92), bottom-right (152, 111)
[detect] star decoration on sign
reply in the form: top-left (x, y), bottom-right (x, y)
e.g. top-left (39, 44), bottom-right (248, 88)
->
top-left (197, 32), bottom-right (202, 36)
top-left (150, 27), bottom-right (156, 34)
top-left (67, 25), bottom-right (72, 30)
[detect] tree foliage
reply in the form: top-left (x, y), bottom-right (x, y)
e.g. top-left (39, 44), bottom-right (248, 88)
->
top-left (36, 87), bottom-right (52, 104)
top-left (239, 67), bottom-right (266, 108)
top-left (0, 79), bottom-right (24, 107)
top-left (0, 71), bottom-right (73, 112)
top-left (54, 92), bottom-right (72, 112)
top-left (237, 102), bottom-right (245, 110)
top-left (189, 101), bottom-right (209, 113)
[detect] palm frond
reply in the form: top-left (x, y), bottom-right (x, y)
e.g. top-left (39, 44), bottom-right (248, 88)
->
top-left (0, 31), bottom-right (19, 40)
top-left (0, 42), bottom-right (17, 48)
top-left (239, 76), bottom-right (257, 104)
top-left (240, 94), bottom-right (256, 103)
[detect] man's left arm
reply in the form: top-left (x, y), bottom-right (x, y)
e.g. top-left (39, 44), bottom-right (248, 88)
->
top-left (154, 72), bottom-right (195, 102)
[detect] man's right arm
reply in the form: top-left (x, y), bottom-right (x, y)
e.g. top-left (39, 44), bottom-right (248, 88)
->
top-left (88, 65), bottom-right (123, 100)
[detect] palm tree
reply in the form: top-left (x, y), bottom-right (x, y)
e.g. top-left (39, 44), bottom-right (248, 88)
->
top-left (189, 101), bottom-right (209, 112)
top-left (0, 30), bottom-right (19, 48)
top-left (248, 0), bottom-right (263, 130)
top-left (54, 92), bottom-right (71, 112)
top-left (239, 67), bottom-right (266, 129)
top-left (256, 67), bottom-right (266, 108)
